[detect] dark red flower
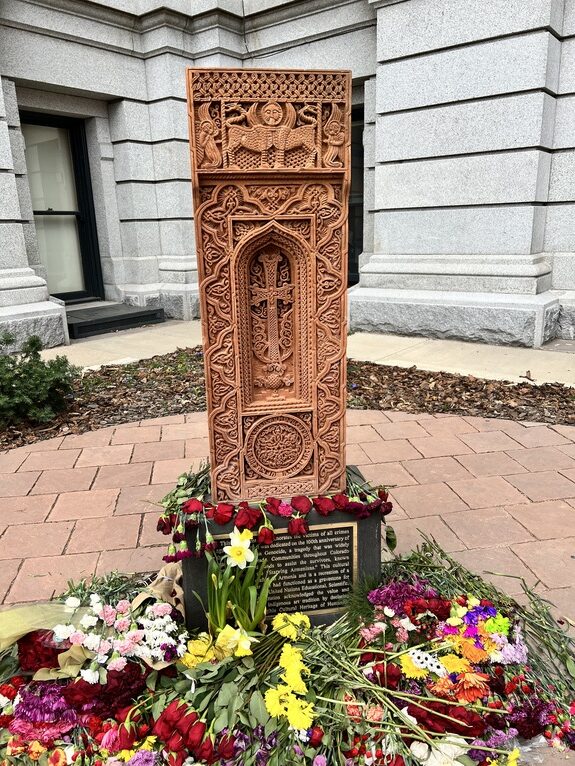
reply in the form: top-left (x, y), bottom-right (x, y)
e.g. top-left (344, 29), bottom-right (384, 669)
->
top-left (332, 493), bottom-right (349, 509)
top-left (117, 723), bottom-right (137, 750)
top-left (167, 752), bottom-right (186, 766)
top-left (212, 503), bottom-right (235, 525)
top-left (194, 735), bottom-right (214, 763)
top-left (217, 733), bottom-right (236, 760)
top-left (0, 684), bottom-right (17, 700)
top-left (291, 496), bottom-right (312, 515)
top-left (372, 662), bottom-right (401, 690)
top-left (381, 501), bottom-right (393, 516)
top-left (18, 630), bottom-right (63, 672)
top-left (235, 504), bottom-right (262, 530)
top-left (378, 489), bottom-right (389, 501)
top-left (345, 501), bottom-right (366, 515)
top-left (166, 732), bottom-right (185, 753)
top-left (184, 719), bottom-right (207, 752)
top-left (265, 497), bottom-right (282, 515)
top-left (308, 726), bottom-right (324, 747)
top-left (288, 516), bottom-right (309, 536)
top-left (313, 497), bottom-right (336, 516)
top-left (157, 516), bottom-right (174, 535)
top-left (182, 498), bottom-right (203, 514)
top-left (257, 527), bottom-right (275, 545)
top-left (0, 715), bottom-right (12, 728)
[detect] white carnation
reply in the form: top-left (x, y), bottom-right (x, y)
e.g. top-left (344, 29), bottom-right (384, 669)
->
top-left (82, 633), bottom-right (101, 652)
top-left (65, 596), bottom-right (82, 609)
top-left (80, 668), bottom-right (99, 684)
top-left (53, 623), bottom-right (76, 641)
top-left (80, 614), bottom-right (99, 629)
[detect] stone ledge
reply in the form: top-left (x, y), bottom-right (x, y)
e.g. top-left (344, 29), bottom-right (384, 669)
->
top-left (348, 286), bottom-right (562, 347)
top-left (0, 300), bottom-right (68, 350)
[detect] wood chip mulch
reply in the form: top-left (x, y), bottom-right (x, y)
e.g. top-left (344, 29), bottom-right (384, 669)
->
top-left (1, 346), bottom-right (573, 451)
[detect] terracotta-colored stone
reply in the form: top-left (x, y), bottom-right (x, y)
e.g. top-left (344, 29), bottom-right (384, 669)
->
top-left (459, 430), bottom-right (523, 453)
top-left (402, 456), bottom-right (473, 484)
top-left (512, 537), bottom-right (575, 589)
top-left (506, 470), bottom-right (575, 502)
top-left (445, 508), bottom-right (534, 548)
top-left (0, 521), bottom-right (74, 560)
top-left (185, 439), bottom-right (211, 459)
top-left (49, 488), bottom-right (119, 520)
top-left (346, 410), bottom-right (390, 426)
top-left (0, 471), bottom-right (40, 496)
top-left (505, 446), bottom-right (575, 472)
top-left (390, 516), bottom-right (465, 555)
top-left (345, 443), bottom-right (370, 465)
top-left (0, 494), bottom-right (56, 525)
top-left (456, 451), bottom-right (527, 477)
top-left (187, 68), bottom-right (350, 500)
top-left (92, 463), bottom-right (152, 489)
top-left (111, 426), bottom-right (161, 445)
top-left (115, 483), bottom-right (174, 515)
top-left (356, 462), bottom-right (417, 487)
top-left (346, 425), bottom-right (382, 444)
top-left (361, 439), bottom-right (422, 463)
top-left (131, 440), bottom-right (185, 463)
top-left (374, 421), bottom-right (430, 441)
top-left (96, 546), bottom-right (166, 576)
top-left (505, 500), bottom-right (575, 539)
top-left (19, 449), bottom-right (81, 472)
top-left (30, 467), bottom-right (96, 495)
top-left (503, 424), bottom-right (570, 448)
top-left (0, 559), bottom-right (20, 602)
top-left (60, 430), bottom-right (114, 450)
top-left (76, 445), bottom-right (133, 467)
top-left (6, 553), bottom-right (99, 603)
top-left (391, 482), bottom-right (468, 518)
top-left (447, 476), bottom-right (526, 509)
top-left (0, 451), bottom-right (28, 473)
top-left (67, 515), bottom-right (140, 553)
top-left (151, 459), bottom-right (195, 485)
top-left (161, 422), bottom-right (209, 442)
top-left (407, 436), bottom-right (472, 458)
top-left (418, 416), bottom-right (478, 437)
top-left (451, 547), bottom-right (537, 595)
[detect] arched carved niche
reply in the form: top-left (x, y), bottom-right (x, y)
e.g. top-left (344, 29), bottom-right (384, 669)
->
top-left (233, 223), bottom-right (312, 411)
top-left (187, 68), bottom-right (350, 500)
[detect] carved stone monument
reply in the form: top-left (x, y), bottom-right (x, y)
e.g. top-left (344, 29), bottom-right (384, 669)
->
top-left (187, 68), bottom-right (351, 501)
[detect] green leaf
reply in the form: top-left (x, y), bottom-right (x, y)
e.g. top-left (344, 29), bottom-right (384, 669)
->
top-left (385, 525), bottom-right (397, 552)
top-left (151, 693), bottom-right (167, 721)
top-left (213, 709), bottom-right (229, 734)
top-left (566, 656), bottom-right (575, 679)
top-left (145, 669), bottom-right (158, 691)
top-left (249, 690), bottom-right (269, 726)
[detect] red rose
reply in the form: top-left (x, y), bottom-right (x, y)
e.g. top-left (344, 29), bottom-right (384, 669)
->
top-left (157, 515), bottom-right (174, 535)
top-left (212, 503), bottom-right (235, 525)
top-left (235, 504), bottom-right (262, 530)
top-left (217, 733), bottom-right (236, 760)
top-left (166, 732), bottom-right (185, 753)
top-left (18, 630), bottom-right (63, 672)
top-left (182, 498), bottom-right (203, 514)
top-left (291, 496), bottom-right (312, 514)
top-left (378, 489), bottom-right (389, 501)
top-left (445, 705), bottom-right (487, 737)
top-left (183, 719), bottom-right (206, 751)
top-left (194, 735), bottom-right (214, 762)
top-left (117, 723), bottom-right (137, 750)
top-left (265, 497), bottom-right (282, 515)
top-left (372, 662), bottom-right (401, 690)
top-left (332, 494), bottom-right (348, 509)
top-left (308, 726), bottom-right (324, 747)
top-left (257, 527), bottom-right (275, 545)
top-left (313, 497), bottom-right (336, 516)
top-left (167, 751), bottom-right (186, 766)
top-left (10, 676), bottom-right (25, 689)
top-left (288, 517), bottom-right (309, 536)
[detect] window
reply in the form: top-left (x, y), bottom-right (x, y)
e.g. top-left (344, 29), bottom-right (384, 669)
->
top-left (21, 113), bottom-right (103, 302)
top-left (348, 106), bottom-right (364, 286)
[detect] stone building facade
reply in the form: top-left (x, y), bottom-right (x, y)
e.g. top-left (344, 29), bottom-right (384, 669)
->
top-left (0, 0), bottom-right (574, 348)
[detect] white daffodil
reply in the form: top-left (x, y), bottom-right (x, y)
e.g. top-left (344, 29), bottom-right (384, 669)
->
top-left (223, 528), bottom-right (255, 569)
top-left (228, 527), bottom-right (253, 548)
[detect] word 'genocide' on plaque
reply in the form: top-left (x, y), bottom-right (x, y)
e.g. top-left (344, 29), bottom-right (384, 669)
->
top-left (186, 68), bottom-right (351, 502)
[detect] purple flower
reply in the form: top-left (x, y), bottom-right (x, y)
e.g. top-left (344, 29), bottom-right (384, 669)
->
top-left (127, 753), bottom-right (159, 766)
top-left (13, 682), bottom-right (77, 724)
top-left (367, 578), bottom-right (437, 613)
top-left (313, 756), bottom-right (328, 766)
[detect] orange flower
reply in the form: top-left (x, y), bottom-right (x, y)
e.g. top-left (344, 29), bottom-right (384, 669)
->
top-left (47, 749), bottom-right (67, 766)
top-left (6, 737), bottom-right (26, 756)
top-left (454, 672), bottom-right (491, 703)
top-left (428, 676), bottom-right (457, 700)
top-left (27, 741), bottom-right (47, 761)
top-left (458, 639), bottom-right (489, 664)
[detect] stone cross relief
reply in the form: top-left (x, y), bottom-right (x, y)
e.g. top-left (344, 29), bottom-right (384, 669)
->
top-left (187, 68), bottom-right (351, 501)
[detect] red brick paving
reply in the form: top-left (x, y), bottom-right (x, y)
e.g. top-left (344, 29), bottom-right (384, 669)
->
top-left (0, 410), bottom-right (574, 621)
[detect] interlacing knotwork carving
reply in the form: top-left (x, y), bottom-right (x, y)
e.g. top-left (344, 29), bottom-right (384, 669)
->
top-left (187, 69), bottom-right (350, 500)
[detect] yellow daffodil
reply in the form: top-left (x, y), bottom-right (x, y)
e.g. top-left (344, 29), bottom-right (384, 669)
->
top-left (272, 612), bottom-right (310, 639)
top-left (229, 527), bottom-right (253, 547)
top-left (180, 633), bottom-right (216, 668)
top-left (214, 624), bottom-right (257, 658)
top-left (507, 748), bottom-right (520, 766)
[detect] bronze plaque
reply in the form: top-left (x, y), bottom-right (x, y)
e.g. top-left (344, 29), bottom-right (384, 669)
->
top-left (187, 68), bottom-right (351, 501)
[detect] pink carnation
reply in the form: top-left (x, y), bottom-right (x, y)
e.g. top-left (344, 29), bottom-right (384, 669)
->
top-left (99, 605), bottom-right (117, 626)
top-left (126, 630), bottom-right (144, 643)
top-left (151, 603), bottom-right (172, 617)
top-left (114, 617), bottom-right (130, 632)
top-left (116, 599), bottom-right (130, 614)
top-left (359, 624), bottom-right (384, 642)
top-left (69, 631), bottom-right (86, 645)
top-left (100, 727), bottom-right (120, 752)
top-left (115, 639), bottom-right (135, 656)
top-left (277, 502), bottom-right (293, 517)
top-left (107, 657), bottom-right (127, 672)
top-left (98, 640), bottom-right (112, 655)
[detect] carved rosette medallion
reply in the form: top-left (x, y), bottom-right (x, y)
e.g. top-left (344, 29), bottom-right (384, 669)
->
top-left (187, 68), bottom-right (350, 500)
top-left (244, 415), bottom-right (313, 479)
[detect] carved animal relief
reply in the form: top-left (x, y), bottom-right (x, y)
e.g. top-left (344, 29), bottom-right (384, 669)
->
top-left (187, 68), bottom-right (351, 501)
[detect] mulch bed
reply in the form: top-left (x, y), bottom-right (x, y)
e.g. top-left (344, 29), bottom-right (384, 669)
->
top-left (1, 346), bottom-right (573, 451)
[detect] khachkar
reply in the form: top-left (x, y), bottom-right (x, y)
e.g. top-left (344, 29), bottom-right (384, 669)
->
top-left (187, 68), bottom-right (351, 501)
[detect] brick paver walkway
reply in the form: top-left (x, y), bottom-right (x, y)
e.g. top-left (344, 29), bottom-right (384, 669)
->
top-left (1, 410), bottom-right (574, 619)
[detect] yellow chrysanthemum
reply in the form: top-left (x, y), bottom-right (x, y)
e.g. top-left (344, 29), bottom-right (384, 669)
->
top-left (272, 612), bottom-right (310, 639)
top-left (282, 664), bottom-right (308, 695)
top-left (399, 653), bottom-right (429, 679)
top-left (440, 653), bottom-right (472, 674)
top-left (181, 633), bottom-right (216, 668)
top-left (286, 697), bottom-right (315, 730)
top-left (279, 643), bottom-right (306, 670)
top-left (265, 684), bottom-right (292, 717)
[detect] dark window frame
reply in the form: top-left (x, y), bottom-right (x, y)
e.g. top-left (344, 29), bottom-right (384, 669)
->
top-left (20, 111), bottom-right (104, 303)
top-left (348, 105), bottom-right (364, 287)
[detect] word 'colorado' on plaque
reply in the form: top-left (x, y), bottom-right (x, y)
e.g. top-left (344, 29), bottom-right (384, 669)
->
top-left (186, 68), bottom-right (351, 501)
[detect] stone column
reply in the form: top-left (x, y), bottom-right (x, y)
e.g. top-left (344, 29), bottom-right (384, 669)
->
top-left (350, 0), bottom-right (563, 347)
top-left (0, 77), bottom-right (67, 349)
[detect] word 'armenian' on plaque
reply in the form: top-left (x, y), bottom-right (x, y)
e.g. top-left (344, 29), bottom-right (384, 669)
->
top-left (186, 68), bottom-right (351, 501)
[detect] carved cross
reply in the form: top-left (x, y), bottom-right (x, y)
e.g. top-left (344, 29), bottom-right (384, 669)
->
top-left (250, 248), bottom-right (294, 369)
